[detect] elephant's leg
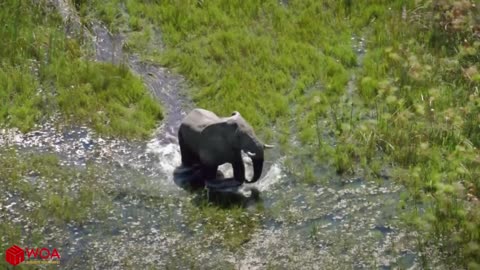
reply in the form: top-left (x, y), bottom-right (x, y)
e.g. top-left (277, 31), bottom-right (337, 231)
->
top-left (232, 153), bottom-right (246, 183)
top-left (188, 165), bottom-right (217, 189)
top-left (189, 167), bottom-right (206, 190)
top-left (178, 130), bottom-right (200, 167)
top-left (202, 165), bottom-right (219, 181)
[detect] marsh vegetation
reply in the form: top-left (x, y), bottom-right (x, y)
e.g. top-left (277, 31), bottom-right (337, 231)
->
top-left (1, 0), bottom-right (479, 268)
top-left (0, 0), bottom-right (162, 138)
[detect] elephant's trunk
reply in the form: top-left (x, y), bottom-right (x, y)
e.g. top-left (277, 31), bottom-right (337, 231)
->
top-left (245, 158), bottom-right (263, 183)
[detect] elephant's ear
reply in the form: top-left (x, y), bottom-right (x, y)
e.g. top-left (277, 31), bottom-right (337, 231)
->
top-left (202, 120), bottom-right (239, 146)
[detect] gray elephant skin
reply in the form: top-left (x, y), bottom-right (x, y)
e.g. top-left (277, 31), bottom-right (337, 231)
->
top-left (177, 108), bottom-right (273, 188)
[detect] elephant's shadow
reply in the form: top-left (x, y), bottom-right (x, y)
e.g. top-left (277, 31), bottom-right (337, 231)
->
top-left (173, 165), bottom-right (262, 208)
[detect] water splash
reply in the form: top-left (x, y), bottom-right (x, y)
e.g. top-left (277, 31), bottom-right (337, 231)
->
top-left (146, 140), bottom-right (181, 178)
top-left (215, 155), bottom-right (285, 193)
top-left (254, 159), bottom-right (286, 192)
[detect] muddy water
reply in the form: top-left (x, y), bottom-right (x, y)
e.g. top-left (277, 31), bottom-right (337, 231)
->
top-left (0, 16), bottom-right (424, 270)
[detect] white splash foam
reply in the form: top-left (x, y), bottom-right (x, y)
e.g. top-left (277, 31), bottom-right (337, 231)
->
top-left (217, 154), bottom-right (254, 179)
top-left (146, 139), bottom-right (181, 177)
top-left (254, 160), bottom-right (285, 191)
top-left (146, 137), bottom-right (285, 191)
top-left (219, 157), bottom-right (285, 192)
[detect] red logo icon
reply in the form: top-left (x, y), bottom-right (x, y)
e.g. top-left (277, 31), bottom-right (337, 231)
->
top-left (5, 245), bottom-right (25, 266)
top-left (5, 245), bottom-right (60, 266)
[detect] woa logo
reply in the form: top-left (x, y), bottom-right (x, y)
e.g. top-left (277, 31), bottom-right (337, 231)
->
top-left (5, 245), bottom-right (61, 266)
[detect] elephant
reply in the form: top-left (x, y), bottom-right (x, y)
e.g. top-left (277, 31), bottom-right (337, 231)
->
top-left (177, 108), bottom-right (273, 188)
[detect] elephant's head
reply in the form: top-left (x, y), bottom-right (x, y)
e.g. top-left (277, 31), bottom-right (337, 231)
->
top-left (230, 111), bottom-right (274, 183)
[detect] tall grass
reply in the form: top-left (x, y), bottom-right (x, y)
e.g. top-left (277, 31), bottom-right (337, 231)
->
top-left (78, 0), bottom-right (355, 131)
top-left (345, 1), bottom-right (480, 267)
top-left (0, 0), bottom-right (162, 138)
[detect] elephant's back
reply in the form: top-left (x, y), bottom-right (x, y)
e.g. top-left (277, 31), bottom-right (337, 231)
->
top-left (181, 108), bottom-right (221, 132)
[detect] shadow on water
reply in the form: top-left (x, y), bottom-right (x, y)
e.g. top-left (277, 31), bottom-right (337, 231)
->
top-left (172, 164), bottom-right (208, 191)
top-left (173, 164), bottom-right (263, 209)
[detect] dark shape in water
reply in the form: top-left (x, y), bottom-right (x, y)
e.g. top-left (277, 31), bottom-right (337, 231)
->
top-left (173, 164), bottom-right (208, 191)
top-left (207, 186), bottom-right (261, 208)
top-left (173, 164), bottom-right (243, 191)
top-left (205, 178), bottom-right (242, 190)
top-left (173, 165), bottom-right (261, 208)
top-left (374, 225), bottom-right (394, 234)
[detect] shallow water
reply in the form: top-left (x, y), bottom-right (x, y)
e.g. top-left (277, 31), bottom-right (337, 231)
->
top-left (0, 14), bottom-right (428, 270)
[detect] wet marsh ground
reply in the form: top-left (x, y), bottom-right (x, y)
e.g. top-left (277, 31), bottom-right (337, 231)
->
top-left (1, 0), bottom-right (479, 269)
top-left (1, 16), bottom-right (421, 270)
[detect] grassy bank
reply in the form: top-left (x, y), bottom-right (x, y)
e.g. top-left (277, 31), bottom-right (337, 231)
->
top-left (76, 0), bottom-right (355, 136)
top-left (0, 0), bottom-right (162, 139)
top-left (77, 0), bottom-right (480, 267)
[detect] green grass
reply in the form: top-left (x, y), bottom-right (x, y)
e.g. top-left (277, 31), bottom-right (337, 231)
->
top-left (0, 0), bottom-right (162, 139)
top-left (52, 60), bottom-right (163, 138)
top-left (185, 201), bottom-right (262, 250)
top-left (344, 1), bottom-right (480, 267)
top-left (77, 0), bottom-right (355, 130)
